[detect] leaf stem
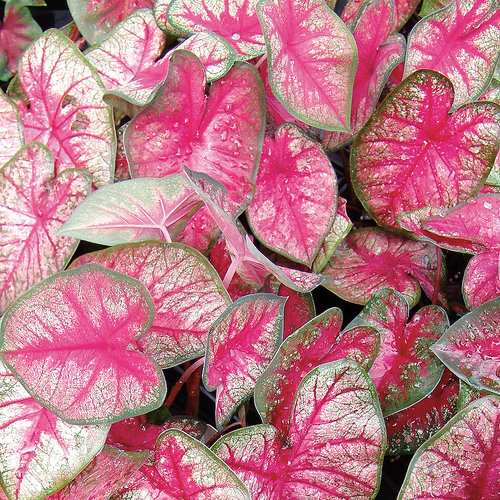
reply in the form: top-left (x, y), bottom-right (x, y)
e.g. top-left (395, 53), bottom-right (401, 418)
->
top-left (222, 257), bottom-right (240, 289)
top-left (205, 421), bottom-right (243, 447)
top-left (254, 53), bottom-right (267, 70)
top-left (165, 356), bottom-right (205, 409)
top-left (432, 246), bottom-right (442, 305)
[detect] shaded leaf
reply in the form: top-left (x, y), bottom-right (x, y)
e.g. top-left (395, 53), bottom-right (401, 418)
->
top-left (0, 90), bottom-right (23, 165)
top-left (247, 124), bottom-right (337, 266)
top-left (125, 50), bottom-right (265, 213)
top-left (322, 226), bottom-right (445, 307)
top-left (166, 0), bottom-right (264, 59)
top-left (392, 0), bottom-right (420, 31)
top-left (463, 249), bottom-right (500, 309)
top-left (214, 360), bottom-right (386, 499)
top-left (255, 308), bottom-right (379, 433)
top-left (351, 70), bottom-right (500, 230)
top-left (278, 284), bottom-right (315, 339)
top-left (203, 294), bottom-right (285, 428)
top-left (405, 0), bottom-right (500, 108)
top-left (0, 0), bottom-right (42, 81)
top-left (432, 296), bottom-right (500, 395)
top-left (18, 29), bottom-right (116, 187)
top-left (0, 360), bottom-right (109, 500)
top-left (385, 369), bottom-right (459, 456)
top-left (67, 0), bottom-right (154, 45)
top-left (49, 446), bottom-right (147, 500)
top-left (398, 396), bottom-right (500, 499)
top-left (257, 0), bottom-right (357, 132)
top-left (57, 175), bottom-right (202, 246)
top-left (0, 142), bottom-right (91, 315)
top-left (0, 264), bottom-right (166, 424)
top-left (71, 242), bottom-right (231, 368)
top-left (419, 0), bottom-right (451, 17)
top-left (348, 288), bottom-right (449, 415)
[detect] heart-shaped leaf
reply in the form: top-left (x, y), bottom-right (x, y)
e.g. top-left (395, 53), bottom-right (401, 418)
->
top-left (463, 250), bottom-right (500, 309)
top-left (0, 360), bottom-right (109, 500)
top-left (213, 359), bottom-right (386, 499)
top-left (17, 29), bottom-right (116, 187)
top-left (49, 446), bottom-right (147, 500)
top-left (385, 369), bottom-right (459, 456)
top-left (67, 0), bottom-right (154, 45)
top-left (257, 0), bottom-right (357, 132)
top-left (322, 0), bottom-right (405, 150)
top-left (432, 296), bottom-right (500, 395)
top-left (203, 293), bottom-right (285, 428)
top-left (351, 70), bottom-right (500, 230)
top-left (348, 288), bottom-right (449, 415)
top-left (247, 124), bottom-right (337, 266)
top-left (311, 195), bottom-right (352, 273)
top-left (166, 0), bottom-right (265, 60)
top-left (322, 226), bottom-right (445, 307)
top-left (125, 50), bottom-right (265, 213)
top-left (398, 396), bottom-right (500, 499)
top-left (57, 175), bottom-right (202, 246)
top-left (85, 9), bottom-right (167, 101)
top-left (0, 142), bottom-right (91, 315)
top-left (123, 429), bottom-right (250, 499)
top-left (405, 0), bottom-right (500, 109)
top-left (255, 307), bottom-right (379, 433)
top-left (278, 284), bottom-right (315, 339)
top-left (0, 0), bottom-right (42, 81)
top-left (176, 32), bottom-right (236, 82)
top-left (71, 241), bottom-right (231, 368)
top-left (0, 91), bottom-right (23, 165)
top-left (0, 264), bottom-right (166, 424)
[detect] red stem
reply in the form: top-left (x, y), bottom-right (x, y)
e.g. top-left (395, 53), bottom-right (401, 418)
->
top-left (432, 246), bottom-right (442, 305)
top-left (165, 357), bottom-right (205, 409)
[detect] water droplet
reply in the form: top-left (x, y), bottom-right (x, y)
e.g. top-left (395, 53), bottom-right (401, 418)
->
top-left (231, 33), bottom-right (241, 41)
top-left (484, 201), bottom-right (492, 209)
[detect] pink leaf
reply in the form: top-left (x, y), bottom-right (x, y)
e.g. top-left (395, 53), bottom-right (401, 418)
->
top-left (432, 296), bottom-right (500, 395)
top-left (213, 360), bottom-right (386, 499)
top-left (165, 0), bottom-right (265, 59)
top-left (85, 9), bottom-right (167, 105)
top-left (255, 307), bottom-right (379, 433)
top-left (153, 0), bottom-right (186, 37)
top-left (399, 396), bottom-right (500, 499)
top-left (257, 0), bottom-right (357, 131)
top-left (0, 142), bottom-right (91, 315)
top-left (311, 196), bottom-right (352, 273)
top-left (278, 284), bottom-right (315, 339)
top-left (135, 429), bottom-right (250, 499)
top-left (405, 0), bottom-right (500, 108)
top-left (0, 264), bottom-right (166, 424)
top-left (18, 30), bottom-right (116, 187)
top-left (49, 446), bottom-right (147, 500)
top-left (385, 369), bottom-right (459, 456)
top-left (247, 124), bottom-right (338, 266)
top-left (0, 0), bottom-right (42, 81)
top-left (203, 294), bottom-right (285, 428)
top-left (67, 0), bottom-right (154, 45)
top-left (463, 250), bottom-right (500, 309)
top-left (349, 288), bottom-right (449, 415)
top-left (322, 0), bottom-right (405, 150)
top-left (322, 227), bottom-right (445, 307)
top-left (125, 50), bottom-right (265, 213)
top-left (392, 0), bottom-right (420, 31)
top-left (0, 360), bottom-right (109, 500)
top-left (71, 241), bottom-right (231, 368)
top-left (0, 91), bottom-right (24, 166)
top-left (57, 175), bottom-right (202, 246)
top-left (351, 70), bottom-right (500, 230)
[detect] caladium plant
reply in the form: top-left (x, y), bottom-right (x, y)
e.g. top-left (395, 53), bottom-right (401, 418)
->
top-left (0, 0), bottom-right (499, 498)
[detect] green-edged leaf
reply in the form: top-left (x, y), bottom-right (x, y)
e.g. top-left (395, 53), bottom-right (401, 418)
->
top-left (0, 360), bottom-right (109, 500)
top-left (322, 226), bottom-right (446, 307)
top-left (213, 360), bottom-right (386, 499)
top-left (255, 307), bottom-right (379, 433)
top-left (432, 296), bottom-right (500, 395)
top-left (419, 0), bottom-right (451, 17)
top-left (18, 29), bottom-right (116, 187)
top-left (203, 294), bottom-right (285, 428)
top-left (0, 264), bottom-right (166, 425)
top-left (257, 0), bottom-right (357, 132)
top-left (57, 175), bottom-right (202, 245)
top-left (71, 242), bottom-right (231, 368)
top-left (398, 396), bottom-right (500, 499)
top-left (0, 142), bottom-right (91, 315)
